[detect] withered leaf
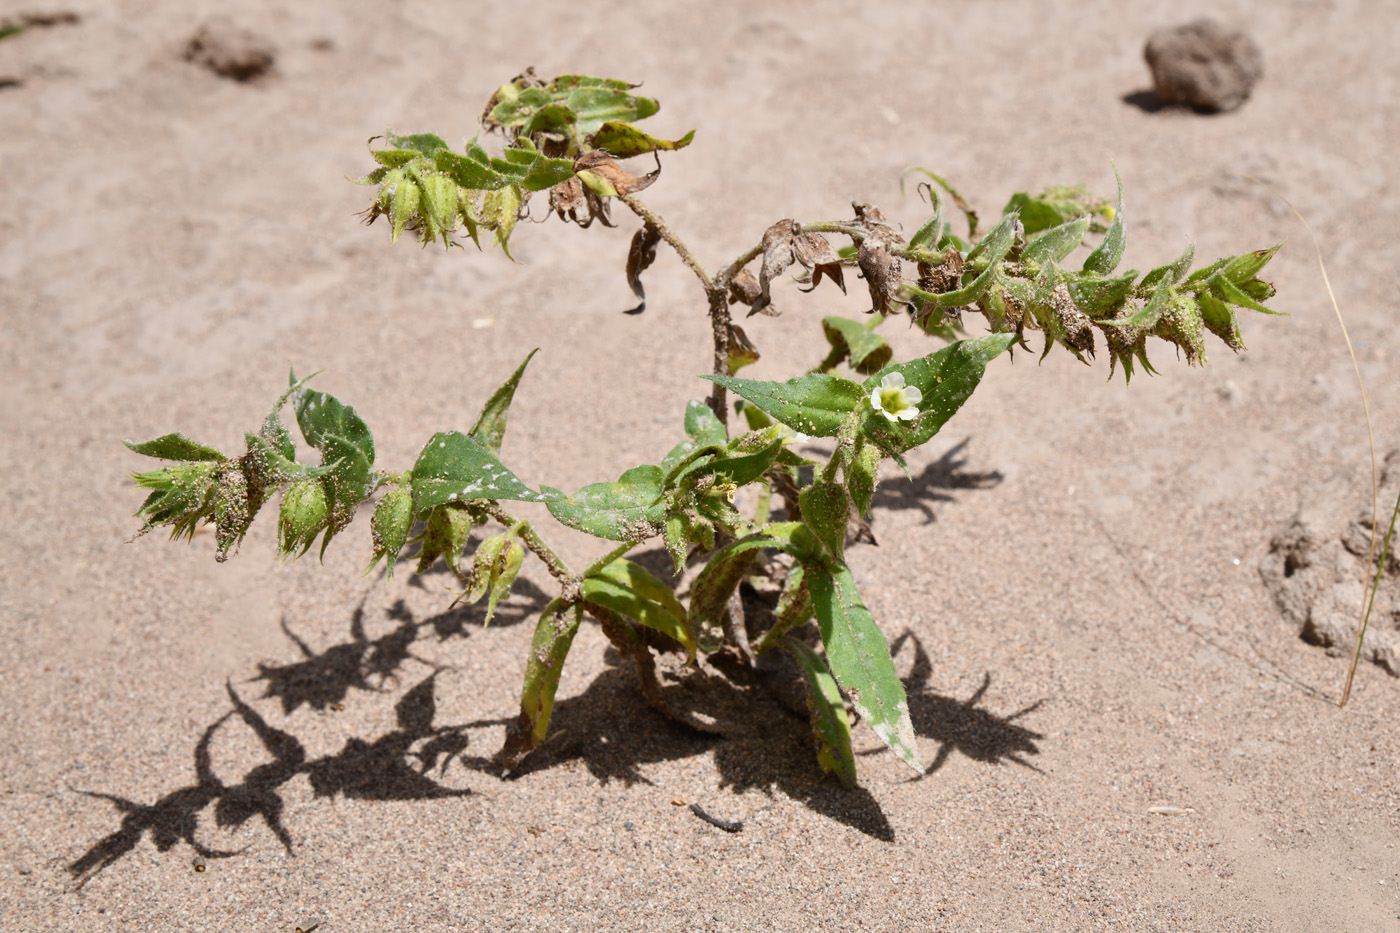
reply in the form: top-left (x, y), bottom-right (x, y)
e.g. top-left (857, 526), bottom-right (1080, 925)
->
top-left (574, 150), bottom-right (660, 197)
top-left (750, 219), bottom-right (797, 317)
top-left (549, 176), bottom-right (587, 225)
top-left (727, 324), bottom-right (760, 373)
top-left (727, 268), bottom-right (761, 306)
top-left (624, 223), bottom-right (662, 315)
top-left (793, 230), bottom-right (846, 294)
top-left (857, 232), bottom-right (902, 315)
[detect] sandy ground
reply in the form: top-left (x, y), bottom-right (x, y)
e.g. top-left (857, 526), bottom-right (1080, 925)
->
top-left (2, 1), bottom-right (1398, 930)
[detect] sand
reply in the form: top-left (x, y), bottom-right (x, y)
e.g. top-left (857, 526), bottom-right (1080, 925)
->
top-left (2, 1), bottom-right (1397, 930)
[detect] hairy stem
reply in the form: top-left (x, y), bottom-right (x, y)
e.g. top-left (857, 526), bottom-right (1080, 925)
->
top-left (480, 502), bottom-right (572, 584)
top-left (617, 193), bottom-right (713, 291)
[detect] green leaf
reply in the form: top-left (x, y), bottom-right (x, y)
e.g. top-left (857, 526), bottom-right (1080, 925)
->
top-left (964, 210), bottom-right (1020, 266)
top-left (435, 148), bottom-right (513, 191)
top-left (124, 433), bottom-right (227, 463)
top-left (370, 149), bottom-right (419, 169)
top-left (542, 465), bottom-right (665, 542)
top-left (822, 317), bottom-right (893, 375)
top-left (469, 349), bottom-right (538, 456)
top-left (589, 121), bottom-right (695, 158)
top-left (291, 380), bottom-right (376, 553)
top-left (859, 334), bottom-right (1016, 454)
top-left (846, 442), bottom-right (880, 517)
top-left (1082, 168), bottom-right (1125, 276)
top-left (685, 399), bottom-right (728, 448)
top-left (907, 186), bottom-right (944, 251)
top-left (808, 564), bottom-right (923, 774)
top-left (582, 558), bottom-right (695, 658)
top-left (1064, 269), bottom-right (1139, 318)
top-left (1210, 273), bottom-right (1283, 315)
top-left (485, 540), bottom-right (525, 626)
top-left (1221, 242), bottom-right (1284, 284)
top-left (481, 185), bottom-right (523, 257)
top-left (566, 87), bottom-right (660, 133)
top-left (688, 525), bottom-right (819, 652)
top-left (386, 132), bottom-right (450, 157)
top-left (415, 502), bottom-right (476, 575)
top-left (1022, 216), bottom-right (1090, 265)
top-left (753, 564), bottom-right (814, 655)
top-left (702, 373), bottom-right (865, 438)
top-left (410, 431), bottom-right (543, 511)
top-left (782, 636), bottom-right (858, 788)
top-left (674, 430), bottom-right (784, 491)
top-left (1139, 242), bottom-right (1196, 290)
top-left (799, 482), bottom-right (848, 563)
top-left (1001, 191), bottom-right (1067, 236)
top-left (500, 598), bottom-right (584, 765)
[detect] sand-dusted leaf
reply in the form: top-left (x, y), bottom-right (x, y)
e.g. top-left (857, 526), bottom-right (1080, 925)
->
top-left (582, 558), bottom-right (695, 658)
top-left (565, 86), bottom-right (660, 133)
top-left (807, 564), bottom-right (923, 774)
top-left (291, 379), bottom-right (375, 553)
top-left (541, 465), bottom-right (665, 542)
top-left (661, 401), bottom-right (728, 473)
top-left (484, 540), bottom-right (525, 625)
top-left (130, 461), bottom-right (220, 541)
top-left (1220, 242), bottom-right (1284, 285)
top-left (702, 373), bottom-right (865, 438)
top-left (906, 212), bottom-right (1018, 309)
top-left (1065, 269), bottom-right (1139, 318)
top-left (624, 223), bottom-right (661, 313)
top-left (125, 433), bottom-right (227, 463)
top-left (752, 564), bottom-right (814, 655)
top-left (480, 185), bottom-right (523, 257)
top-left (411, 431), bottom-right (542, 511)
top-left (498, 598), bottom-right (583, 768)
top-left (688, 527), bottom-right (814, 652)
top-left (1198, 291), bottom-right (1244, 349)
top-left (846, 441), bottom-right (881, 517)
top-left (1140, 242), bottom-right (1196, 290)
top-left (590, 121), bottom-right (695, 158)
top-left (434, 148), bottom-right (514, 192)
top-left (385, 132), bottom-right (450, 157)
top-left (904, 167), bottom-right (978, 238)
top-left (907, 184), bottom-right (944, 252)
top-left (782, 636), bottom-right (857, 787)
top-left (1022, 216), bottom-right (1090, 265)
top-left (821, 316), bottom-right (892, 375)
top-left (367, 483), bottom-right (413, 577)
top-left (470, 349), bottom-right (538, 456)
top-left (673, 429), bottom-right (784, 492)
top-left (1210, 273), bottom-right (1282, 315)
top-left (1082, 168), bottom-right (1125, 276)
top-left (414, 502), bottom-right (476, 576)
top-left (799, 482), bottom-right (848, 563)
top-left (859, 334), bottom-right (1016, 454)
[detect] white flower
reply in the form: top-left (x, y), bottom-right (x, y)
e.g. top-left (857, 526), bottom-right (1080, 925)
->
top-left (870, 372), bottom-right (922, 422)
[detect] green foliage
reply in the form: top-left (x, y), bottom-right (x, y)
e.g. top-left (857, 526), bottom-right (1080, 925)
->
top-left (125, 70), bottom-right (1284, 787)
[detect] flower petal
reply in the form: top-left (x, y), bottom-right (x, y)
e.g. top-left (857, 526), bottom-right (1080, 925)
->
top-left (881, 372), bottom-right (906, 390)
top-left (869, 387), bottom-right (885, 411)
top-left (903, 386), bottom-right (923, 406)
top-left (896, 406), bottom-right (918, 421)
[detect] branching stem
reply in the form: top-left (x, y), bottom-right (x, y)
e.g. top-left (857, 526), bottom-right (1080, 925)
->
top-left (481, 502), bottom-right (572, 584)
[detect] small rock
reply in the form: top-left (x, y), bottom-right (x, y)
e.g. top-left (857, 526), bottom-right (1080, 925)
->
top-left (1144, 19), bottom-right (1263, 113)
top-left (184, 19), bottom-right (275, 83)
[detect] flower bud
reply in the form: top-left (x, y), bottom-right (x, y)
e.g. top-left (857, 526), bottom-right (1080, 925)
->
top-left (369, 483), bottom-right (414, 577)
top-left (278, 480), bottom-right (329, 559)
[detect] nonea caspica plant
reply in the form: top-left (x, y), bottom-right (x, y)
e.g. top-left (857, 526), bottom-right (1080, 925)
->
top-left (126, 70), bottom-right (1282, 785)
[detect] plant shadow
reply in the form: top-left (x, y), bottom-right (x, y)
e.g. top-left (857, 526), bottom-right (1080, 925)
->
top-left (66, 586), bottom-right (550, 887)
top-left (870, 438), bottom-right (1004, 524)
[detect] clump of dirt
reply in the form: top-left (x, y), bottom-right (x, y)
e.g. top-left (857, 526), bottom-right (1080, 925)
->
top-left (1144, 18), bottom-right (1263, 113)
top-left (1261, 450), bottom-right (1400, 676)
top-left (184, 19), bottom-right (275, 83)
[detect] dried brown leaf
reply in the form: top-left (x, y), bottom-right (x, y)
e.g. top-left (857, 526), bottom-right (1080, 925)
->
top-left (794, 230), bottom-right (846, 294)
top-left (858, 233), bottom-right (902, 315)
top-left (624, 223), bottom-right (662, 314)
top-left (727, 324), bottom-right (760, 372)
top-left (574, 150), bottom-right (660, 196)
top-left (751, 219), bottom-right (797, 317)
top-left (727, 268), bottom-right (762, 306)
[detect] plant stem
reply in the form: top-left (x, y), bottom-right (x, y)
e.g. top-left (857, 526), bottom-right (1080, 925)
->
top-left (583, 541), bottom-right (637, 578)
top-left (1340, 485), bottom-right (1400, 705)
top-left (481, 502), bottom-right (572, 584)
top-left (617, 193), bottom-right (713, 291)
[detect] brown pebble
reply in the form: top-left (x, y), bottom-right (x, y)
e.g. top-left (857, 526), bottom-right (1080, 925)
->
top-left (1144, 19), bottom-right (1263, 113)
top-left (670, 797), bottom-right (686, 806)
